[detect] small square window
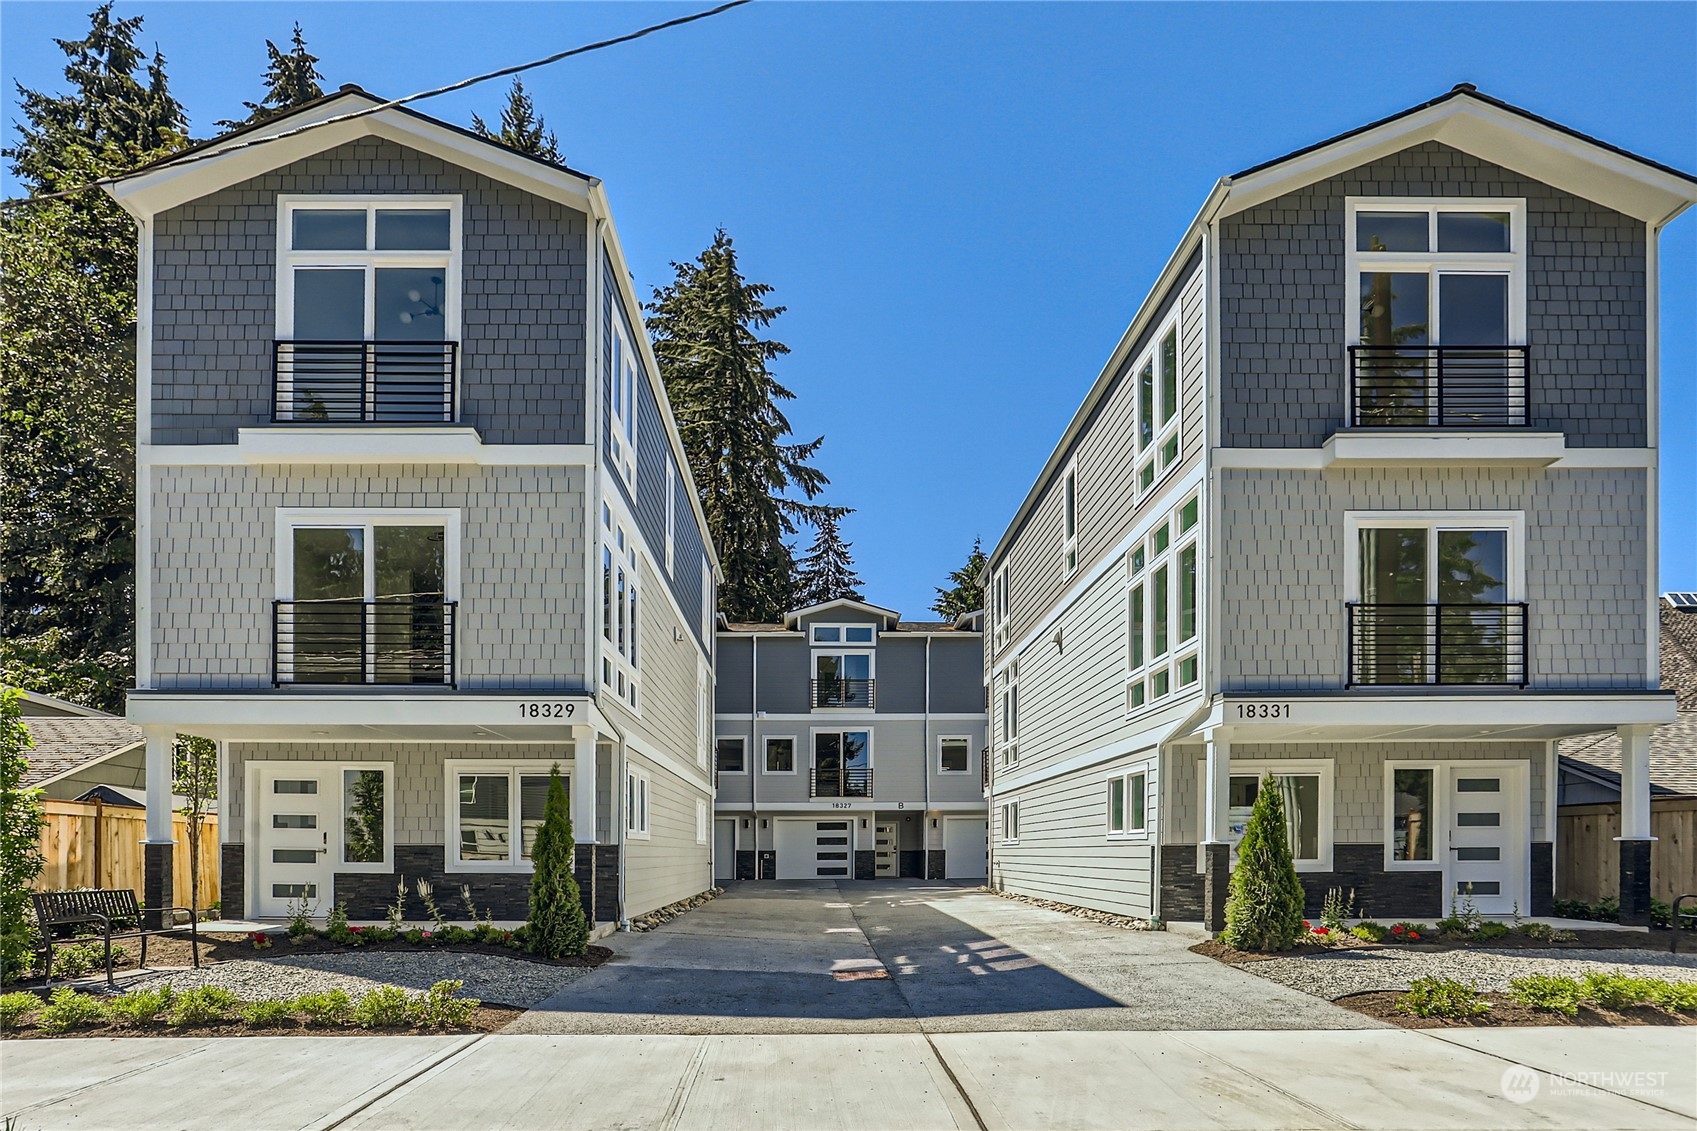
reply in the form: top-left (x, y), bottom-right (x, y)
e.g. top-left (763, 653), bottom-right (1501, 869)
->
top-left (1179, 655), bottom-right (1198, 686)
top-left (1128, 681), bottom-right (1145, 709)
top-left (1130, 546), bottom-right (1145, 575)
top-left (765, 737), bottom-right (794, 773)
top-left (1152, 669), bottom-right (1170, 698)
top-left (1152, 525), bottom-right (1170, 554)
top-left (716, 738), bottom-right (746, 774)
top-left (940, 738), bottom-right (970, 774)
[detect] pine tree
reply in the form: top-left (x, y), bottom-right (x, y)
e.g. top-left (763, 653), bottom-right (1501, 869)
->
top-left (1219, 774), bottom-right (1308, 951)
top-left (932, 538), bottom-right (987, 620)
top-left (218, 23), bottom-right (324, 130)
top-left (647, 230), bottom-right (832, 622)
top-left (1, 4), bottom-right (188, 712)
top-left (526, 765), bottom-right (589, 958)
top-left (471, 78), bottom-right (561, 162)
top-left (794, 509), bottom-right (862, 607)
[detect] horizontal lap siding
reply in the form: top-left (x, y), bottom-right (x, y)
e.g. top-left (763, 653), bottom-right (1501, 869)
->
top-left (602, 556), bottom-right (707, 775)
top-left (1216, 466), bottom-right (1648, 690)
top-left (623, 750), bottom-right (711, 915)
top-left (149, 464), bottom-right (586, 689)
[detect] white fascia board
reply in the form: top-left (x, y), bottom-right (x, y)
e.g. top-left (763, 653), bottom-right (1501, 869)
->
top-left (144, 430), bottom-right (596, 467)
top-left (1322, 431), bottom-right (1567, 468)
top-left (127, 691), bottom-right (608, 741)
top-left (783, 598), bottom-right (903, 626)
top-left (1213, 445), bottom-right (1655, 470)
top-left (1220, 99), bottom-right (1697, 224)
top-left (1188, 693), bottom-right (1678, 740)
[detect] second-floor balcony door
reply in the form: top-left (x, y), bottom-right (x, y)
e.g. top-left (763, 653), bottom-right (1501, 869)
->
top-left (1354, 526), bottom-right (1523, 686)
top-left (813, 652), bottom-right (872, 708)
top-left (812, 731), bottom-right (870, 798)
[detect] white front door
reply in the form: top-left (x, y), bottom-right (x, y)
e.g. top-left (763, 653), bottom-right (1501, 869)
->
top-left (1445, 765), bottom-right (1524, 917)
top-left (254, 765), bottom-right (338, 917)
top-left (714, 819), bottom-right (737, 881)
top-left (875, 822), bottom-right (897, 877)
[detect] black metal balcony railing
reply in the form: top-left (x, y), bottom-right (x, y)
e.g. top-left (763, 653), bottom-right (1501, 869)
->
top-left (810, 766), bottom-right (873, 799)
top-left (981, 747), bottom-right (992, 792)
top-left (1347, 602), bottom-right (1528, 688)
top-left (1348, 345), bottom-right (1530, 428)
top-left (811, 678), bottom-right (875, 709)
top-left (273, 341), bottom-right (459, 424)
top-left (273, 599), bottom-right (457, 687)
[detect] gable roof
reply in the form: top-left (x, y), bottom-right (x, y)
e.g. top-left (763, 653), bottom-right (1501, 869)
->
top-left (8, 686), bottom-right (112, 718)
top-left (782, 598), bottom-right (902, 629)
top-left (1559, 712), bottom-right (1697, 799)
top-left (20, 718), bottom-right (145, 789)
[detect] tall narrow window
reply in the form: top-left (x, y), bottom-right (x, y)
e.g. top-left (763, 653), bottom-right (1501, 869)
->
top-left (608, 324), bottom-right (639, 484)
top-left (664, 458), bottom-right (677, 575)
top-left (1152, 565), bottom-right (1169, 658)
top-left (601, 507), bottom-right (640, 707)
top-left (1138, 362), bottom-right (1154, 449)
top-left (1178, 544), bottom-right (1197, 644)
top-left (1160, 330), bottom-right (1178, 424)
top-left (1063, 467), bottom-right (1078, 573)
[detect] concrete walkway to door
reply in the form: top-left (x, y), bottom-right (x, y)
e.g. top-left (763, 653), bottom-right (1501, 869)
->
top-left (507, 880), bottom-right (1382, 1034)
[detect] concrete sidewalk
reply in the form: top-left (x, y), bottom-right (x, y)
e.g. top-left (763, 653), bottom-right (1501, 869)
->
top-left (4, 1028), bottom-right (1692, 1130)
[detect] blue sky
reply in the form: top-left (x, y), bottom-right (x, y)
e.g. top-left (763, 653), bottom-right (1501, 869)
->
top-left (4, 1), bottom-right (1694, 615)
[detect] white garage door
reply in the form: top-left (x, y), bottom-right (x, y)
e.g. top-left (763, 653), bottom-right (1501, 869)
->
top-left (944, 817), bottom-right (988, 879)
top-left (775, 819), bottom-right (855, 879)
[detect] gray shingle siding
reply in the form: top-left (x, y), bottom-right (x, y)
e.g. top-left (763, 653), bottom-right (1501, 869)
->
top-left (152, 137), bottom-right (588, 446)
top-left (1219, 141), bottom-right (1647, 448)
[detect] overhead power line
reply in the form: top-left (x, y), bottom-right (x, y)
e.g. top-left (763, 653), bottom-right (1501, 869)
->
top-left (1, 0), bottom-right (752, 210)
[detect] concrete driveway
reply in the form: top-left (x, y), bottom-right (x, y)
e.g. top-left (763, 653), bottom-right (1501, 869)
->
top-left (508, 880), bottom-right (1382, 1034)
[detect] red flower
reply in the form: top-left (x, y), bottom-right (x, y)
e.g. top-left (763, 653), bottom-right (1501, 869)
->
top-left (1302, 920), bottom-right (1312, 929)
top-left (1391, 924), bottom-right (1405, 934)
top-left (350, 926), bottom-right (365, 934)
top-left (422, 931), bottom-right (432, 939)
top-left (1408, 932), bottom-right (1421, 941)
top-left (1313, 927), bottom-right (1330, 936)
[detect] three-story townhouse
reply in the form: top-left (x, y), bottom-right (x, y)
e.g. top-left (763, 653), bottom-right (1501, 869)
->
top-left (105, 86), bottom-right (722, 926)
top-left (713, 599), bottom-right (988, 881)
top-left (984, 86), bottom-right (1696, 930)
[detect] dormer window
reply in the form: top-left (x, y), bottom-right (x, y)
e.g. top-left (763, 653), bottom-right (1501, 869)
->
top-left (811, 624), bottom-right (875, 645)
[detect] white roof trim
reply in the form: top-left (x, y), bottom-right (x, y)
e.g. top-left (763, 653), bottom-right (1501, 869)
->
top-left (32, 739), bottom-right (146, 789)
top-left (782, 598), bottom-right (902, 628)
top-left (9, 687), bottom-right (115, 718)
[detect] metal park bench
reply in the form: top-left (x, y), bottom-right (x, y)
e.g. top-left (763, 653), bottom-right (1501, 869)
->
top-left (31, 888), bottom-right (200, 988)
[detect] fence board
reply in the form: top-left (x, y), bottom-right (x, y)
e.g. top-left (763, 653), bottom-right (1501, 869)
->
top-left (34, 800), bottom-right (220, 911)
top-left (1557, 797), bottom-right (1697, 905)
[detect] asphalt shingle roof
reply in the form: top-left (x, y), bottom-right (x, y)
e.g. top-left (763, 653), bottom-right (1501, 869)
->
top-left (20, 718), bottom-right (144, 789)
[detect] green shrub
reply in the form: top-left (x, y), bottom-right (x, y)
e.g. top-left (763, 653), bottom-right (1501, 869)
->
top-left (1581, 971), bottom-right (1660, 1009)
top-left (1649, 980), bottom-right (1697, 1013)
top-left (1350, 921), bottom-right (1389, 943)
top-left (1507, 974), bottom-right (1585, 1016)
top-left (402, 928), bottom-right (427, 945)
top-left (352, 986), bottom-right (410, 1028)
top-left (239, 999), bottom-right (296, 1027)
top-left (1319, 886), bottom-right (1355, 931)
top-left (363, 926), bottom-right (398, 944)
top-left (104, 986), bottom-right (175, 1026)
top-left (0, 990), bottom-right (42, 1028)
top-left (439, 925), bottom-right (475, 945)
top-left (49, 942), bottom-right (112, 978)
top-left (1, 691), bottom-right (47, 985)
top-left (1219, 774), bottom-right (1306, 952)
top-left (406, 980), bottom-right (479, 1028)
top-left (1473, 921), bottom-right (1511, 941)
top-left (1395, 976), bottom-right (1490, 1019)
top-left (36, 986), bottom-right (106, 1033)
top-left (294, 989), bottom-right (353, 1026)
top-left (286, 898), bottom-right (316, 941)
top-left (166, 986), bottom-right (239, 1026)
top-left (474, 923), bottom-right (506, 945)
top-left (527, 765), bottom-right (589, 959)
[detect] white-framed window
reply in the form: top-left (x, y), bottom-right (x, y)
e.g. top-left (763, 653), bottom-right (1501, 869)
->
top-left (626, 767), bottom-right (650, 838)
top-left (1132, 318), bottom-right (1182, 492)
top-left (445, 761), bottom-right (565, 872)
top-left (811, 624), bottom-right (876, 645)
top-left (938, 736), bottom-right (972, 775)
top-left (999, 799), bottom-right (1020, 844)
top-left (1062, 463), bottom-right (1079, 575)
top-left (1106, 766), bottom-right (1149, 837)
top-left (664, 457), bottom-right (677, 576)
top-left (696, 661), bottom-right (711, 768)
top-left (997, 660), bottom-right (1019, 767)
top-left (764, 736), bottom-right (797, 774)
top-left (608, 320), bottom-right (639, 485)
top-left (276, 196), bottom-right (461, 344)
top-left (715, 737), bottom-right (747, 775)
top-left (696, 799), bottom-right (708, 845)
top-left (992, 568), bottom-right (1009, 650)
top-left (700, 555), bottom-right (713, 643)
top-left (1125, 494), bottom-right (1199, 713)
top-left (601, 503), bottom-right (641, 710)
top-left (1385, 762), bottom-right (1439, 871)
top-left (1202, 759), bottom-right (1334, 872)
top-left (339, 762), bottom-right (394, 871)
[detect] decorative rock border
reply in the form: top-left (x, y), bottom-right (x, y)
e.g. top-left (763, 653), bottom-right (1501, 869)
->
top-left (629, 888), bottom-right (723, 932)
top-left (984, 887), bottom-right (1162, 931)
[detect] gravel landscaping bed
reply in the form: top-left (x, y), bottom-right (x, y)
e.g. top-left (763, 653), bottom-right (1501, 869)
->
top-left (1237, 947), bottom-right (1697, 1001)
top-left (127, 950), bottom-right (597, 1008)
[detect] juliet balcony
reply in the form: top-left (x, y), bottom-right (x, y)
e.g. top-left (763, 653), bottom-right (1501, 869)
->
top-left (273, 599), bottom-right (458, 687)
top-left (1346, 602), bottom-right (1529, 688)
top-left (809, 767), bottom-right (873, 799)
top-left (811, 678), bottom-right (875, 709)
top-left (272, 340), bottom-right (460, 424)
top-left (1347, 345), bottom-right (1531, 428)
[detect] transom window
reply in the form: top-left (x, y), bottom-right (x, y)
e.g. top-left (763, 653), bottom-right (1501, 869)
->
top-left (1126, 494), bottom-right (1200, 712)
top-left (446, 762), bottom-right (562, 871)
top-left (279, 198), bottom-right (459, 342)
top-left (812, 624), bottom-right (875, 644)
top-left (601, 504), bottom-right (640, 709)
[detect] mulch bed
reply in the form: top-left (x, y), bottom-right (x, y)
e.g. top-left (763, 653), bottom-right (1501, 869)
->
top-left (1334, 990), bottom-right (1697, 1029)
top-left (2, 1004), bottom-right (523, 1040)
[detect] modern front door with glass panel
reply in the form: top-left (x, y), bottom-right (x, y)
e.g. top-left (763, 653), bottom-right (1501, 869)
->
top-left (1355, 525), bottom-right (1523, 686)
top-left (1389, 762), bottom-right (1527, 918)
top-left (281, 519), bottom-right (452, 685)
top-left (254, 765), bottom-right (337, 917)
top-left (875, 822), bottom-right (898, 877)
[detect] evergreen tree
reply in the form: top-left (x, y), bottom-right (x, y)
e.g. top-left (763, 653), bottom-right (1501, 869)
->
top-left (1219, 774), bottom-right (1308, 952)
top-left (932, 537), bottom-right (987, 620)
top-left (218, 23), bottom-right (324, 130)
top-left (471, 78), bottom-right (561, 162)
top-left (0, 690), bottom-right (47, 983)
top-left (647, 229), bottom-right (831, 622)
top-left (794, 509), bottom-right (862, 607)
top-left (526, 765), bottom-right (589, 958)
top-left (1, 4), bottom-right (188, 712)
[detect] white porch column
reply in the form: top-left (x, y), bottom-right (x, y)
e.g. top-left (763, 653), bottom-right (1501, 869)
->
top-left (144, 729), bottom-right (175, 843)
top-left (1203, 729), bottom-right (1232, 844)
top-left (571, 725), bottom-right (598, 844)
top-left (1617, 724), bottom-right (1655, 840)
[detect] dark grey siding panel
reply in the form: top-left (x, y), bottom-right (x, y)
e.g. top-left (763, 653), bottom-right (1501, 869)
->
top-left (717, 635), bottom-right (753, 714)
top-left (752, 636), bottom-right (810, 713)
top-left (152, 137), bottom-right (587, 446)
top-left (1219, 141), bottom-right (1647, 449)
top-left (875, 637), bottom-right (926, 713)
top-left (929, 637), bottom-right (988, 714)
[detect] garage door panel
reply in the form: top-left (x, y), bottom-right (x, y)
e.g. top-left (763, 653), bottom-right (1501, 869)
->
top-left (945, 817), bottom-right (987, 879)
top-left (776, 819), bottom-right (856, 879)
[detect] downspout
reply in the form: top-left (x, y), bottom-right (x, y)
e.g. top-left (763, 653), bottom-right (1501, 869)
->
top-left (923, 634), bottom-right (931, 876)
top-left (750, 634), bottom-right (760, 876)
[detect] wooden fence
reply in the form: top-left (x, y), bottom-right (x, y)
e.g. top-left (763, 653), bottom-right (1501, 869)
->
top-left (1557, 797), bottom-right (1696, 906)
top-left (34, 799), bottom-right (221, 911)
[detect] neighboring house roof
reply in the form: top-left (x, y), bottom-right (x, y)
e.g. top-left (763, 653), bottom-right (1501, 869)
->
top-left (8, 686), bottom-right (112, 718)
top-left (721, 600), bottom-right (982, 635)
top-left (1559, 711), bottom-right (1697, 799)
top-left (71, 784), bottom-right (146, 809)
top-left (20, 718), bottom-right (146, 790)
top-left (1660, 599), bottom-right (1697, 709)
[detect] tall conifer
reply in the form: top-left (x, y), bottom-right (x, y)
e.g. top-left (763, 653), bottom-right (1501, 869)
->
top-left (647, 230), bottom-right (831, 622)
top-left (472, 78), bottom-right (561, 162)
top-left (794, 510), bottom-right (863, 608)
top-left (932, 538), bottom-right (987, 620)
top-left (218, 23), bottom-right (324, 129)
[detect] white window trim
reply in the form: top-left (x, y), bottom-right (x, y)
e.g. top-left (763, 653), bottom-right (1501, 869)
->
top-left (715, 736), bottom-right (749, 776)
top-left (1105, 762), bottom-right (1152, 840)
top-left (1344, 197), bottom-right (1528, 349)
top-left (1124, 495), bottom-right (1200, 717)
top-left (626, 767), bottom-right (650, 839)
top-left (275, 508), bottom-right (463, 602)
top-left (600, 500), bottom-right (642, 712)
top-left (1061, 461), bottom-right (1079, 576)
top-left (809, 728), bottom-right (875, 772)
top-left (937, 735), bottom-right (973, 775)
top-left (1198, 758), bottom-right (1335, 872)
top-left (992, 568), bottom-right (1009, 650)
top-left (664, 458), bottom-right (677, 576)
top-left (1344, 511), bottom-right (1526, 602)
top-left (607, 319), bottom-right (639, 487)
top-left (276, 195), bottom-right (464, 343)
top-left (999, 799), bottom-right (1020, 845)
top-left (1382, 760), bottom-right (1530, 880)
top-left (763, 734), bottom-right (799, 775)
top-left (444, 760), bottom-right (568, 873)
top-left (1132, 313), bottom-right (1184, 495)
top-left (696, 799), bottom-right (709, 845)
top-left (809, 623), bottom-right (878, 645)
top-left (997, 662), bottom-right (1019, 767)
top-left (700, 556), bottom-right (713, 644)
top-left (696, 661), bottom-right (711, 769)
top-left (336, 761), bottom-right (397, 873)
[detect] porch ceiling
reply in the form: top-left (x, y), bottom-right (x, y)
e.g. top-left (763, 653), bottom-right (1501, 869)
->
top-left (1178, 692), bottom-right (1678, 744)
top-left (125, 691), bottom-right (611, 744)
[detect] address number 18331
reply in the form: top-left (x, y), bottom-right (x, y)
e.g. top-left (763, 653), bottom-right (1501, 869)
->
top-left (1234, 703), bottom-right (1293, 720)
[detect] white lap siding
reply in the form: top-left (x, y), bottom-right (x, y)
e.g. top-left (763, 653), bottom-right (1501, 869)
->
top-left (622, 749), bottom-right (712, 915)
